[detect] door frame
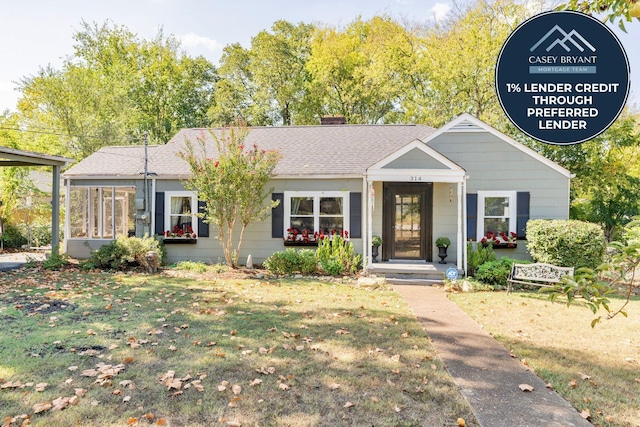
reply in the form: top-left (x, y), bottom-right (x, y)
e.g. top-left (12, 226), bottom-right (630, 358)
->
top-left (382, 182), bottom-right (433, 261)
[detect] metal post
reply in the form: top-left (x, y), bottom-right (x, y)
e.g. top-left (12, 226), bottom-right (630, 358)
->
top-left (51, 165), bottom-right (61, 256)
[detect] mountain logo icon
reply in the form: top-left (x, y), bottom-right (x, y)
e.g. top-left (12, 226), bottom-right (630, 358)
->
top-left (530, 25), bottom-right (596, 53)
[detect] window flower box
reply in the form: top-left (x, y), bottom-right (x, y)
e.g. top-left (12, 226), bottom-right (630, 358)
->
top-left (163, 225), bottom-right (197, 244)
top-left (283, 228), bottom-right (348, 247)
top-left (480, 231), bottom-right (517, 249)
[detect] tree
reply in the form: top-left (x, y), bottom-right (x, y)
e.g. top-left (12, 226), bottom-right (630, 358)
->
top-left (531, 110), bottom-right (640, 241)
top-left (18, 20), bottom-right (217, 158)
top-left (180, 125), bottom-right (281, 267)
top-left (306, 16), bottom-right (416, 123)
top-left (209, 21), bottom-right (316, 126)
top-left (420, 0), bottom-right (536, 127)
top-left (559, 0), bottom-right (640, 31)
top-left (547, 217), bottom-right (640, 326)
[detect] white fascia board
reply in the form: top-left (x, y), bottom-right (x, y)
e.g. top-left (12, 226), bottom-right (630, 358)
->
top-left (366, 168), bottom-right (465, 183)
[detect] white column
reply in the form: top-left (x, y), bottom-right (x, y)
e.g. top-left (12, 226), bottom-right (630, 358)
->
top-left (457, 181), bottom-right (463, 271)
top-left (366, 178), bottom-right (373, 271)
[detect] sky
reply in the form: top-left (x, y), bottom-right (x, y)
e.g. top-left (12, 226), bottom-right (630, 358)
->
top-left (0, 0), bottom-right (638, 113)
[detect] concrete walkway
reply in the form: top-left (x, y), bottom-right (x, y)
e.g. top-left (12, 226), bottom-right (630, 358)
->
top-left (393, 285), bottom-right (591, 427)
top-left (0, 251), bottom-right (45, 271)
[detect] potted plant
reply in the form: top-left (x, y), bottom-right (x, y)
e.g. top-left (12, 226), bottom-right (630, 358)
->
top-left (435, 236), bottom-right (451, 264)
top-left (371, 235), bottom-right (383, 263)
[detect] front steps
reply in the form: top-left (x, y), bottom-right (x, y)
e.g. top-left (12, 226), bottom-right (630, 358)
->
top-left (367, 260), bottom-right (463, 284)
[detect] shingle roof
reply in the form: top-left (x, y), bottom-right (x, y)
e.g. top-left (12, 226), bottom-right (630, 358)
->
top-left (63, 145), bottom-right (164, 177)
top-left (64, 124), bottom-right (436, 178)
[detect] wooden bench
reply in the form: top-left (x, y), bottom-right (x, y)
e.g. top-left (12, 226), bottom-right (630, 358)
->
top-left (507, 263), bottom-right (574, 294)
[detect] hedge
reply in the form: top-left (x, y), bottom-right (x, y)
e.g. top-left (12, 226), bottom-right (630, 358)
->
top-left (526, 219), bottom-right (606, 269)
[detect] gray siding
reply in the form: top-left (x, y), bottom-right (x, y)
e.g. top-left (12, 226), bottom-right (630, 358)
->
top-left (429, 132), bottom-right (570, 221)
top-left (383, 148), bottom-right (448, 169)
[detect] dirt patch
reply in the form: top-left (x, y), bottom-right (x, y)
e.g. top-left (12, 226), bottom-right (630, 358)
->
top-left (5, 294), bottom-right (77, 315)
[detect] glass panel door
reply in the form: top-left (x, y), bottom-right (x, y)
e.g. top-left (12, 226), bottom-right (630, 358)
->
top-left (393, 192), bottom-right (422, 258)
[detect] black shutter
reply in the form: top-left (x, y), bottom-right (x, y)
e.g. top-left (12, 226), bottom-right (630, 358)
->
top-left (349, 192), bottom-right (362, 238)
top-left (197, 200), bottom-right (209, 237)
top-left (516, 192), bottom-right (530, 239)
top-left (466, 193), bottom-right (478, 241)
top-left (154, 192), bottom-right (165, 236)
top-left (272, 193), bottom-right (284, 238)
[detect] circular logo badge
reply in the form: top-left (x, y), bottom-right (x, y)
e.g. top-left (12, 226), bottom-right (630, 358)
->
top-left (496, 11), bottom-right (630, 145)
top-left (446, 267), bottom-right (458, 281)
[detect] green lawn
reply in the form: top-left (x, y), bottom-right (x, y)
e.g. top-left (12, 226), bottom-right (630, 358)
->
top-left (0, 266), bottom-right (476, 427)
top-left (450, 290), bottom-right (640, 427)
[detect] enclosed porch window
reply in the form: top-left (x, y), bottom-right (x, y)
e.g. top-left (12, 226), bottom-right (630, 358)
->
top-left (69, 186), bottom-right (136, 239)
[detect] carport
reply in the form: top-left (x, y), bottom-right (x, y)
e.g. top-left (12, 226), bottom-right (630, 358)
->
top-left (0, 146), bottom-right (72, 255)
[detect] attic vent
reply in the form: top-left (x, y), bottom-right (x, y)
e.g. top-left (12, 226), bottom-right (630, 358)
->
top-left (321, 115), bottom-right (346, 125)
top-left (450, 119), bottom-right (483, 131)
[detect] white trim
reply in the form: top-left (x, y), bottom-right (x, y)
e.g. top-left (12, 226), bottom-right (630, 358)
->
top-left (164, 191), bottom-right (198, 236)
top-left (283, 191), bottom-right (350, 235)
top-left (476, 191), bottom-right (518, 239)
top-left (368, 139), bottom-right (465, 172)
top-left (421, 113), bottom-right (573, 179)
top-left (366, 168), bottom-right (465, 183)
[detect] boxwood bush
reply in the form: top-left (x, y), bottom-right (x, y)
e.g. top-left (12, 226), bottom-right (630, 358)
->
top-left (263, 248), bottom-right (318, 275)
top-left (526, 219), bottom-right (606, 269)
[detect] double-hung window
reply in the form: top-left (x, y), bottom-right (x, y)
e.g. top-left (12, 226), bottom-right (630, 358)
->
top-left (164, 191), bottom-right (198, 237)
top-left (284, 191), bottom-right (349, 235)
top-left (476, 191), bottom-right (517, 237)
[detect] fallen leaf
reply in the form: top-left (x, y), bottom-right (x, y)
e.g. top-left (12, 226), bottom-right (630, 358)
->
top-left (218, 381), bottom-right (229, 391)
top-left (122, 395), bottom-right (131, 403)
top-left (580, 409), bottom-right (591, 419)
top-left (519, 384), bottom-right (534, 392)
top-left (68, 366), bottom-right (78, 371)
top-left (343, 401), bottom-right (355, 408)
top-left (226, 420), bottom-right (242, 427)
top-left (569, 379), bottom-right (578, 389)
top-left (143, 413), bottom-right (155, 420)
top-left (74, 388), bottom-right (87, 398)
top-left (156, 418), bottom-right (167, 425)
top-left (457, 418), bottom-right (466, 427)
top-left (34, 383), bottom-right (48, 392)
top-left (328, 383), bottom-right (341, 390)
top-left (232, 384), bottom-right (242, 395)
top-left (579, 372), bottom-right (591, 380)
top-left (32, 402), bottom-right (52, 414)
top-left (394, 406), bottom-right (402, 412)
top-left (250, 379), bottom-right (262, 386)
top-left (278, 383), bottom-right (290, 391)
top-left (127, 417), bottom-right (137, 425)
top-left (401, 331), bottom-right (410, 338)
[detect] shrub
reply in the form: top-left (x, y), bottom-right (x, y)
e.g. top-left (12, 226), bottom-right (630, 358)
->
top-left (86, 235), bottom-right (166, 271)
top-left (42, 250), bottom-right (70, 271)
top-left (474, 257), bottom-right (523, 288)
top-left (263, 248), bottom-right (318, 275)
top-left (174, 261), bottom-right (208, 273)
top-left (1, 223), bottom-right (27, 248)
top-left (526, 219), bottom-right (606, 269)
top-left (466, 242), bottom-right (496, 277)
top-left (317, 236), bottom-right (362, 275)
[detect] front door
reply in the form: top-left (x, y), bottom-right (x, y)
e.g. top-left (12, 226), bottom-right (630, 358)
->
top-left (382, 182), bottom-right (433, 261)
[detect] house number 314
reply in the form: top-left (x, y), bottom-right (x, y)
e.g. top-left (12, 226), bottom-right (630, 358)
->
top-left (410, 176), bottom-right (422, 181)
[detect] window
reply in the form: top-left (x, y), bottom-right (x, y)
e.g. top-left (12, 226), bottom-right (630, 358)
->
top-left (284, 191), bottom-right (349, 235)
top-left (476, 191), bottom-right (517, 238)
top-left (164, 191), bottom-right (198, 237)
top-left (68, 186), bottom-right (136, 239)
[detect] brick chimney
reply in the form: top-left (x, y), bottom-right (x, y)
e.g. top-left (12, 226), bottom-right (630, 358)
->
top-left (320, 115), bottom-right (346, 125)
